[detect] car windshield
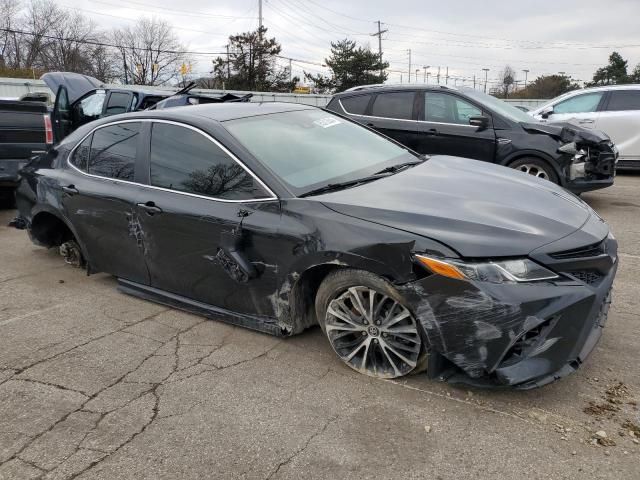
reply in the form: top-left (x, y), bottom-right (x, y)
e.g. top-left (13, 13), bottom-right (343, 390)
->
top-left (223, 109), bottom-right (416, 195)
top-left (460, 88), bottom-right (536, 123)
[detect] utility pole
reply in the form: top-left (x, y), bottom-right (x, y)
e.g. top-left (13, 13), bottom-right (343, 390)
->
top-left (437, 66), bottom-right (440, 84)
top-left (400, 73), bottom-right (403, 84)
top-left (473, 74), bottom-right (476, 89)
top-left (482, 68), bottom-right (490, 93)
top-left (371, 21), bottom-right (388, 80)
top-left (445, 66), bottom-right (449, 85)
top-left (259, 0), bottom-right (262, 30)
top-left (226, 44), bottom-right (231, 81)
top-left (407, 49), bottom-right (411, 83)
top-left (522, 69), bottom-right (529, 89)
top-left (422, 65), bottom-right (430, 83)
top-left (426, 72), bottom-right (430, 84)
top-left (415, 69), bottom-right (420, 83)
top-left (289, 57), bottom-right (292, 90)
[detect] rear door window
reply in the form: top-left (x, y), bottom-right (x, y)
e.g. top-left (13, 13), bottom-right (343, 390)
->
top-left (89, 122), bottom-right (140, 181)
top-left (149, 122), bottom-right (270, 200)
top-left (340, 95), bottom-right (372, 115)
top-left (105, 92), bottom-right (134, 116)
top-left (554, 92), bottom-right (604, 114)
top-left (605, 90), bottom-right (640, 111)
top-left (370, 92), bottom-right (415, 120)
top-left (71, 134), bottom-right (92, 172)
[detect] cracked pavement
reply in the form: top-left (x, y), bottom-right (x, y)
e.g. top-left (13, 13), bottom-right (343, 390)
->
top-left (1, 174), bottom-right (639, 479)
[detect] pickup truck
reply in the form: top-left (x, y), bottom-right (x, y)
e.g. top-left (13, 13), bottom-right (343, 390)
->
top-left (0, 100), bottom-right (52, 205)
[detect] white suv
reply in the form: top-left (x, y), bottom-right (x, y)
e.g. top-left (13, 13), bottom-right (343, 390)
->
top-left (530, 85), bottom-right (640, 170)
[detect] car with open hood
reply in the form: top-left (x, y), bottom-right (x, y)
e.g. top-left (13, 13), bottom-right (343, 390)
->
top-left (42, 72), bottom-right (251, 142)
top-left (327, 84), bottom-right (617, 194)
top-left (12, 103), bottom-right (618, 389)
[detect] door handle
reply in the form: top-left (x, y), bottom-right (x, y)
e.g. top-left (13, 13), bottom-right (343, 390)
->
top-left (366, 122), bottom-right (376, 127)
top-left (424, 128), bottom-right (439, 135)
top-left (62, 185), bottom-right (79, 195)
top-left (136, 201), bottom-right (163, 215)
top-left (578, 119), bottom-right (595, 124)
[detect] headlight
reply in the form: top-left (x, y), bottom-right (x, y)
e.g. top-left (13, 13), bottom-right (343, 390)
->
top-left (415, 255), bottom-right (559, 284)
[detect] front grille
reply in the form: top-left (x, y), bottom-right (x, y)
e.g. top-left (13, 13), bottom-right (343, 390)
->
top-left (550, 240), bottom-right (605, 260)
top-left (568, 270), bottom-right (604, 285)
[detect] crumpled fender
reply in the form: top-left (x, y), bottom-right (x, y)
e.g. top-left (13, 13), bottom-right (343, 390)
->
top-left (521, 122), bottom-right (611, 145)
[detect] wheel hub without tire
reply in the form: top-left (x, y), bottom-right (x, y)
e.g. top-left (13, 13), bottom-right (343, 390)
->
top-left (325, 286), bottom-right (421, 378)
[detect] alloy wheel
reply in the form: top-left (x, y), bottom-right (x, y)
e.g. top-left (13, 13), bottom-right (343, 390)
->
top-left (324, 286), bottom-right (422, 378)
top-left (516, 163), bottom-right (550, 180)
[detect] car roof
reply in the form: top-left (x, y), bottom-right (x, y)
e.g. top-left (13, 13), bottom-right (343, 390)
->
top-left (84, 102), bottom-right (318, 126)
top-left (336, 84), bottom-right (461, 96)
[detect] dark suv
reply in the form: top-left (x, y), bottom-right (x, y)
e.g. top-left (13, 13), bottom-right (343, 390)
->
top-left (327, 85), bottom-right (617, 193)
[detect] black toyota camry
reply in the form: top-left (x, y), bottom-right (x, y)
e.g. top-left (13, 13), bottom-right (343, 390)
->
top-left (13, 103), bottom-right (618, 389)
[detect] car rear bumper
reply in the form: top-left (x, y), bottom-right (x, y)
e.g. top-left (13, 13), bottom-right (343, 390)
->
top-left (0, 159), bottom-right (27, 187)
top-left (399, 232), bottom-right (618, 389)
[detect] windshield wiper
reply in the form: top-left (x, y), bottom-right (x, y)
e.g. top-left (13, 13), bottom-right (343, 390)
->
top-left (373, 158), bottom-right (427, 175)
top-left (299, 173), bottom-right (393, 198)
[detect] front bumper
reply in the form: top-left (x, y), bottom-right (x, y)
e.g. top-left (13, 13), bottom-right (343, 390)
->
top-left (399, 228), bottom-right (618, 389)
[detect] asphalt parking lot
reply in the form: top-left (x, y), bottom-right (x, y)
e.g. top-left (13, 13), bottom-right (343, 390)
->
top-left (0, 174), bottom-right (639, 480)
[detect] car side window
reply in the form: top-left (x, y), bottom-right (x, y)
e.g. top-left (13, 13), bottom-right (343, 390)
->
top-left (554, 92), bottom-right (604, 114)
top-left (605, 90), bottom-right (640, 111)
top-left (370, 92), bottom-right (414, 120)
top-left (340, 94), bottom-right (371, 115)
top-left (425, 93), bottom-right (482, 125)
top-left (89, 123), bottom-right (140, 181)
top-left (105, 92), bottom-right (133, 116)
top-left (70, 134), bottom-right (92, 172)
top-left (75, 91), bottom-right (106, 124)
top-left (149, 123), bottom-right (271, 201)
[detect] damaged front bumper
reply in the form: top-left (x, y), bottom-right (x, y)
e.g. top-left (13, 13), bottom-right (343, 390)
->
top-left (564, 143), bottom-right (617, 194)
top-left (400, 230), bottom-right (618, 390)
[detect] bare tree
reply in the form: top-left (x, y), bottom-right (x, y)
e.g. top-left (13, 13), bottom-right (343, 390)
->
top-left (113, 18), bottom-right (188, 85)
top-left (497, 65), bottom-right (516, 98)
top-left (0, 0), bottom-right (22, 69)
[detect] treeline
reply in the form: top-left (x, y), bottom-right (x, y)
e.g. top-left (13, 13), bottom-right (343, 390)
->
top-left (0, 0), bottom-right (189, 85)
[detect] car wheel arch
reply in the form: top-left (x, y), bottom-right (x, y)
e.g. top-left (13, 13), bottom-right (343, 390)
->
top-left (29, 207), bottom-right (90, 266)
top-left (503, 153), bottom-right (564, 186)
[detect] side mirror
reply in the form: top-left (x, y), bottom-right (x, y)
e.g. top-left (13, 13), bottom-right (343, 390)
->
top-left (469, 115), bottom-right (489, 129)
top-left (540, 106), bottom-right (554, 119)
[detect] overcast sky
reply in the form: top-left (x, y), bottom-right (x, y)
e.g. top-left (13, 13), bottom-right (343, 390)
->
top-left (61, 0), bottom-right (640, 86)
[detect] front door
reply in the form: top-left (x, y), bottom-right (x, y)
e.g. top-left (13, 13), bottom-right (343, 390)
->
top-left (52, 86), bottom-right (72, 142)
top-left (134, 121), bottom-right (282, 317)
top-left (417, 91), bottom-right (495, 161)
top-left (540, 91), bottom-right (606, 129)
top-left (62, 121), bottom-right (150, 283)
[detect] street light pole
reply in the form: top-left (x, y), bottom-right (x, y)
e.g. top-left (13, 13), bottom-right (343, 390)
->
top-left (415, 69), bottom-right (420, 83)
top-left (407, 49), bottom-right (412, 84)
top-left (423, 65), bottom-right (430, 83)
top-left (482, 68), bottom-right (490, 93)
top-left (522, 69), bottom-right (529, 89)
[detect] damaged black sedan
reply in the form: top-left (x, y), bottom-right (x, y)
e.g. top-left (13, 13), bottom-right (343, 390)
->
top-left (14, 103), bottom-right (618, 389)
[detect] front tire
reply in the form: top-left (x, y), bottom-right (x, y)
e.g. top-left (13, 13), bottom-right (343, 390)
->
top-left (315, 269), bottom-right (426, 379)
top-left (509, 157), bottom-right (559, 184)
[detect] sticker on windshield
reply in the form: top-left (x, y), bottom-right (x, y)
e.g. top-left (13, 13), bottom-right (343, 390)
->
top-left (314, 117), bottom-right (342, 128)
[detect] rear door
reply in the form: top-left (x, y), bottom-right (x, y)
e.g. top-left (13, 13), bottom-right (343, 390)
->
top-left (365, 91), bottom-right (422, 150)
top-left (596, 89), bottom-right (640, 162)
top-left (63, 121), bottom-right (149, 283)
top-left (133, 121), bottom-right (282, 317)
top-left (417, 91), bottom-right (495, 161)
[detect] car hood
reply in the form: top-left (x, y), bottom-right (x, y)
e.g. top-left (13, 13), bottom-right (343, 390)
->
top-left (41, 72), bottom-right (104, 104)
top-left (318, 156), bottom-right (594, 258)
top-left (521, 121), bottom-right (611, 145)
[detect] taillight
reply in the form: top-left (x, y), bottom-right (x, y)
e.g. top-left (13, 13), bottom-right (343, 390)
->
top-left (44, 114), bottom-right (53, 144)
